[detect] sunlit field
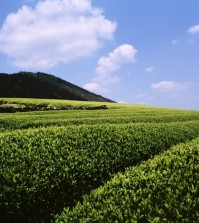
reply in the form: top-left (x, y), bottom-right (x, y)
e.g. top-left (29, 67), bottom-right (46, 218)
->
top-left (0, 98), bottom-right (198, 222)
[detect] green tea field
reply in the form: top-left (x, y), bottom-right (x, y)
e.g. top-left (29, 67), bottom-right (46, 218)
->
top-left (0, 98), bottom-right (198, 222)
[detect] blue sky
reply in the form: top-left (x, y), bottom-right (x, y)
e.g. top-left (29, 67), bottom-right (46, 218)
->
top-left (0, 0), bottom-right (199, 109)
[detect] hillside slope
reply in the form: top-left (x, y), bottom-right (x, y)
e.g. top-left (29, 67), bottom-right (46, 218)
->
top-left (0, 72), bottom-right (114, 102)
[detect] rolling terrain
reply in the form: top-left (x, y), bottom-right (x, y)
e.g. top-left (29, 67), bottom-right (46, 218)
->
top-left (0, 98), bottom-right (198, 222)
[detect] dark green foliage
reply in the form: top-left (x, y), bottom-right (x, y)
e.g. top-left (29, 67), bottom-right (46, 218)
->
top-left (1, 122), bottom-right (199, 222)
top-left (55, 137), bottom-right (199, 223)
top-left (0, 72), bottom-right (114, 102)
top-left (0, 101), bottom-right (108, 113)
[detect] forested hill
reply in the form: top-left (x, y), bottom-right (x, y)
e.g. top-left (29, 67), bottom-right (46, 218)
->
top-left (0, 72), bottom-right (114, 102)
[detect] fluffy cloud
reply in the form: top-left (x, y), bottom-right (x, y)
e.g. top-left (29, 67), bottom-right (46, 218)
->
top-left (0, 0), bottom-right (117, 69)
top-left (151, 81), bottom-right (189, 92)
top-left (83, 82), bottom-right (107, 93)
top-left (187, 25), bottom-right (199, 34)
top-left (84, 44), bottom-right (137, 93)
top-left (96, 44), bottom-right (137, 75)
top-left (145, 66), bottom-right (154, 73)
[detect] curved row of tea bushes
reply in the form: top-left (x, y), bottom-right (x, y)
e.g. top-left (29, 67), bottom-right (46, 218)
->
top-left (55, 137), bottom-right (199, 223)
top-left (1, 108), bottom-right (199, 132)
top-left (15, 113), bottom-right (199, 131)
top-left (1, 121), bottom-right (199, 222)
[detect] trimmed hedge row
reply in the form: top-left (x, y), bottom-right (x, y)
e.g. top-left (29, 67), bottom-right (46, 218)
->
top-left (55, 137), bottom-right (199, 223)
top-left (1, 108), bottom-right (199, 132)
top-left (0, 104), bottom-right (108, 113)
top-left (1, 121), bottom-right (199, 222)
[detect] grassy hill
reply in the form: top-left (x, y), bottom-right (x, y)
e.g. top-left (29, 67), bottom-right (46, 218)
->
top-left (0, 72), bottom-right (114, 102)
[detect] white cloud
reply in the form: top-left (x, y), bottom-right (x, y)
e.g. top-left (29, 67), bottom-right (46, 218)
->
top-left (145, 66), bottom-right (154, 73)
top-left (96, 44), bottom-right (137, 75)
top-left (83, 82), bottom-right (107, 93)
top-left (84, 44), bottom-right (137, 94)
top-left (187, 25), bottom-right (199, 34)
top-left (151, 81), bottom-right (189, 92)
top-left (0, 0), bottom-right (117, 69)
top-left (84, 73), bottom-right (121, 93)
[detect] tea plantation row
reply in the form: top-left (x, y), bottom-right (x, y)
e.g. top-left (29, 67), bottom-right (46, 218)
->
top-left (1, 106), bottom-right (199, 132)
top-left (55, 137), bottom-right (199, 223)
top-left (1, 121), bottom-right (199, 222)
